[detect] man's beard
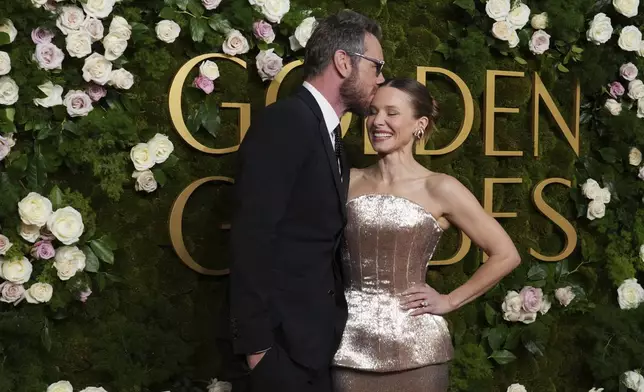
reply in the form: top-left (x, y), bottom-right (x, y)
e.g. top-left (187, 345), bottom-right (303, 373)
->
top-left (340, 71), bottom-right (371, 116)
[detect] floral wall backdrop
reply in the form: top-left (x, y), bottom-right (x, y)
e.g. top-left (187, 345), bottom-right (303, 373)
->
top-left (1, 0), bottom-right (644, 391)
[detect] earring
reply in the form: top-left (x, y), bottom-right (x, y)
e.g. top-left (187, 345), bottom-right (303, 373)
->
top-left (414, 129), bottom-right (424, 139)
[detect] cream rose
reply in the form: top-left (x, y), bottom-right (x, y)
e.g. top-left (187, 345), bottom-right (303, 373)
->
top-left (0, 19), bottom-right (17, 43)
top-left (54, 245), bottom-right (86, 280)
top-left (289, 16), bottom-right (317, 51)
top-left (613, 0), bottom-right (639, 18)
top-left (147, 133), bottom-right (174, 164)
top-left (133, 170), bottom-right (158, 193)
top-left (47, 381), bottom-right (74, 392)
top-left (260, 0), bottom-right (290, 24)
top-left (531, 12), bottom-right (548, 29)
top-left (604, 98), bottom-right (622, 116)
top-left (0, 76), bottom-right (19, 106)
top-left (256, 49), bottom-right (284, 81)
top-left (25, 282), bottom-right (53, 303)
top-left (34, 43), bottom-right (65, 70)
top-left (529, 30), bottom-right (551, 55)
top-left (109, 16), bottom-right (132, 40)
top-left (508, 30), bottom-right (519, 48)
top-left (501, 290), bottom-right (522, 321)
top-left (587, 199), bottom-right (606, 220)
top-left (639, 166), bottom-right (644, 180)
top-left (202, 0), bottom-right (222, 10)
top-left (0, 51), bottom-right (10, 76)
top-left (0, 281), bottom-right (25, 304)
top-left (0, 234), bottom-right (12, 255)
top-left (34, 81), bottom-right (64, 108)
top-left (222, 29), bottom-right (250, 55)
top-left (623, 371), bottom-right (644, 390)
top-left (18, 192), bottom-right (53, 227)
top-left (597, 187), bottom-right (611, 204)
top-left (32, 0), bottom-right (49, 7)
top-left (619, 25), bottom-right (641, 51)
top-left (20, 223), bottom-right (41, 243)
top-left (0, 257), bottom-right (33, 284)
top-left (83, 0), bottom-right (116, 19)
top-left (617, 278), bottom-right (644, 309)
top-left (638, 98), bottom-right (644, 118)
top-left (588, 388), bottom-right (604, 392)
top-left (586, 13), bottom-right (613, 45)
top-left (103, 33), bottom-right (128, 60)
top-left (82, 53), bottom-right (113, 85)
top-left (506, 3), bottom-right (530, 30)
top-left (629, 79), bottom-right (644, 99)
top-left (63, 90), bottom-right (93, 117)
top-left (56, 6), bottom-right (85, 35)
top-left (82, 17), bottom-right (105, 42)
top-left (79, 388), bottom-right (108, 392)
top-left (581, 178), bottom-right (601, 199)
top-left (47, 207), bottom-right (85, 245)
top-left (507, 384), bottom-right (527, 392)
top-left (207, 379), bottom-right (232, 392)
top-left (156, 20), bottom-right (181, 43)
top-left (199, 60), bottom-right (220, 81)
top-left (491, 21), bottom-right (513, 42)
top-left (620, 62), bottom-right (638, 81)
top-left (130, 142), bottom-right (155, 170)
top-left (108, 68), bottom-right (134, 89)
top-left (485, 0), bottom-right (511, 21)
top-left (66, 31), bottom-right (93, 58)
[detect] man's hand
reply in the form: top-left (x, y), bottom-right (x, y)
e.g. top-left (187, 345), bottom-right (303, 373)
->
top-left (247, 350), bottom-right (268, 370)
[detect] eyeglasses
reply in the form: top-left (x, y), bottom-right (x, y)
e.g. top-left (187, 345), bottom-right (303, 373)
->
top-left (347, 52), bottom-right (385, 76)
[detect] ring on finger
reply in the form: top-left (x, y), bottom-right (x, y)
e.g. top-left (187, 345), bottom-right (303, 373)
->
top-left (420, 300), bottom-right (428, 307)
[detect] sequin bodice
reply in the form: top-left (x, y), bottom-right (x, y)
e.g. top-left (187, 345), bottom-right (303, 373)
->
top-left (332, 194), bottom-right (454, 372)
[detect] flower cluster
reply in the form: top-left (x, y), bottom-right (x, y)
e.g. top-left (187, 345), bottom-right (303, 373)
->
top-left (47, 381), bottom-right (108, 392)
top-left (194, 60), bottom-right (220, 94)
top-left (501, 286), bottom-right (551, 324)
top-left (603, 63), bottom-right (644, 119)
top-left (130, 134), bottom-right (175, 193)
top-left (0, 19), bottom-right (19, 107)
top-left (580, 178), bottom-right (611, 220)
top-left (485, 0), bottom-right (550, 54)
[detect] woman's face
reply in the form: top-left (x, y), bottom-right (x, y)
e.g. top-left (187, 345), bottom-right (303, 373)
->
top-left (366, 86), bottom-right (427, 155)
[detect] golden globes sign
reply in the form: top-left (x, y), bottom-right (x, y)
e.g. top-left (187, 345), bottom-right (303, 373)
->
top-left (168, 53), bottom-right (580, 275)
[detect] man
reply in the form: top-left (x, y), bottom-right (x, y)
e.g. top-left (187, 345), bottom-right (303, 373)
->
top-left (229, 10), bottom-right (385, 392)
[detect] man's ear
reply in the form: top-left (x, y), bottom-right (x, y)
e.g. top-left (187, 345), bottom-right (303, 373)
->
top-left (333, 50), bottom-right (352, 79)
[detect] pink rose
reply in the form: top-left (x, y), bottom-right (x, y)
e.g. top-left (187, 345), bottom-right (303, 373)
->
top-left (519, 286), bottom-right (543, 313)
top-left (31, 240), bottom-right (56, 260)
top-left (86, 84), bottom-right (107, 102)
top-left (31, 27), bottom-right (55, 44)
top-left (608, 81), bottom-right (625, 98)
top-left (0, 281), bottom-right (25, 305)
top-left (620, 62), bottom-right (638, 81)
top-left (34, 43), bottom-right (65, 70)
top-left (43, 0), bottom-right (58, 13)
top-left (253, 20), bottom-right (275, 44)
top-left (193, 75), bottom-right (214, 94)
top-left (78, 287), bottom-right (92, 302)
top-left (256, 49), bottom-right (283, 81)
top-left (202, 0), bottom-right (222, 10)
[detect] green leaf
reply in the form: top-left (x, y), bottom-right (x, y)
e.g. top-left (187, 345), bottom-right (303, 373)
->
top-left (453, 0), bottom-right (475, 14)
top-left (7, 152), bottom-right (28, 174)
top-left (104, 272), bottom-right (124, 283)
top-left (599, 147), bottom-right (617, 163)
top-left (159, 7), bottom-right (177, 19)
top-left (571, 45), bottom-right (583, 53)
top-left (41, 321), bottom-right (52, 352)
top-left (484, 302), bottom-right (497, 326)
top-left (37, 126), bottom-right (54, 140)
top-left (257, 42), bottom-right (270, 51)
top-left (514, 56), bottom-right (527, 65)
top-left (97, 273), bottom-right (106, 291)
top-left (190, 17), bottom-right (208, 42)
top-left (163, 154), bottom-right (179, 168)
top-left (202, 95), bottom-right (221, 138)
top-left (0, 32), bottom-right (10, 46)
top-left (504, 327), bottom-right (522, 350)
top-left (488, 349), bottom-right (517, 365)
top-left (527, 264), bottom-right (548, 281)
top-left (557, 63), bottom-right (569, 73)
top-left (556, 259), bottom-right (570, 279)
top-left (82, 245), bottom-right (100, 273)
top-left (523, 340), bottom-right (545, 356)
top-left (52, 105), bottom-right (67, 121)
top-left (209, 14), bottom-right (232, 33)
top-left (187, 100), bottom-right (206, 133)
top-left (27, 145), bottom-right (48, 192)
top-left (49, 186), bottom-right (64, 210)
top-left (3, 108), bottom-right (15, 121)
top-left (187, 0), bottom-right (205, 16)
top-left (176, 0), bottom-right (189, 10)
top-left (487, 326), bottom-right (508, 351)
top-left (89, 238), bottom-right (115, 265)
top-left (152, 168), bottom-right (167, 187)
top-left (272, 43), bottom-right (285, 57)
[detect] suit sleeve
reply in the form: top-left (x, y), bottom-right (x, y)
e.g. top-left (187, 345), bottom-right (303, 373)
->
top-left (229, 106), bottom-right (312, 354)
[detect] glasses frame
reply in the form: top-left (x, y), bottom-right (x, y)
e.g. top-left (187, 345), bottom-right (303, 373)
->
top-left (347, 51), bottom-right (385, 76)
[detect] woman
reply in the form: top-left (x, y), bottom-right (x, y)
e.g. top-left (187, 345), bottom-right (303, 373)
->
top-left (331, 78), bottom-right (521, 391)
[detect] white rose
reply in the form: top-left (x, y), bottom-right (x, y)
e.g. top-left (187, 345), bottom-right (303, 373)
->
top-left (133, 170), bottom-right (158, 193)
top-left (0, 142), bottom-right (10, 161)
top-left (506, 3), bottom-right (530, 30)
top-left (34, 43), bottom-right (66, 71)
top-left (82, 17), bottom-right (105, 42)
top-left (0, 19), bottom-right (18, 43)
top-left (47, 207), bottom-right (85, 245)
top-left (103, 33), bottom-right (128, 61)
top-left (520, 311), bottom-right (537, 324)
top-left (639, 166), bottom-right (644, 180)
top-left (501, 290), bottom-right (522, 321)
top-left (54, 245), bottom-right (86, 280)
top-left (222, 29), bottom-right (250, 55)
top-left (507, 383), bottom-right (527, 392)
top-left (605, 98), bottom-right (622, 116)
top-left (508, 30), bottom-right (519, 48)
top-left (1, 133), bottom-right (15, 148)
top-left (260, 0), bottom-right (290, 23)
top-left (0, 51), bottom-right (10, 76)
top-left (638, 98), bottom-right (644, 118)
top-left (639, 244), bottom-right (644, 263)
top-left (555, 286), bottom-right (575, 306)
top-left (620, 62), bottom-right (638, 81)
top-left (108, 68), bottom-right (134, 89)
top-left (529, 30), bottom-right (551, 55)
top-left (617, 278), bottom-right (644, 309)
top-left (109, 16), bottom-right (132, 40)
top-left (0, 234), bottom-right (12, 255)
top-left (83, 0), bottom-right (116, 19)
top-left (202, 0), bottom-right (222, 10)
top-left (619, 25), bottom-right (641, 52)
top-left (56, 6), bottom-right (85, 35)
top-left (289, 16), bottom-right (317, 51)
top-left (539, 296), bottom-right (551, 315)
top-left (596, 187), bottom-right (611, 204)
top-left (156, 20), bottom-right (181, 43)
top-left (63, 90), bottom-right (94, 117)
top-left (613, 0), bottom-right (639, 18)
top-left (256, 48), bottom-right (284, 81)
top-left (485, 0), bottom-right (511, 21)
top-left (207, 379), bottom-right (232, 392)
top-left (34, 81), bottom-right (64, 108)
top-left (581, 178), bottom-right (601, 199)
top-left (20, 223), bottom-right (41, 243)
top-left (531, 12), bottom-right (548, 29)
top-left (587, 13), bottom-right (613, 45)
top-left (25, 282), bottom-right (53, 303)
top-left (589, 388), bottom-right (604, 392)
top-left (0, 257), bottom-right (33, 284)
top-left (587, 199), bottom-right (606, 220)
top-left (0, 76), bottom-right (19, 106)
top-left (629, 79), bottom-right (644, 99)
top-left (199, 60), bottom-right (220, 81)
top-left (82, 53), bottom-right (113, 85)
top-left (66, 31), bottom-right (93, 58)
top-left (18, 192), bottom-right (53, 227)
top-left (32, 0), bottom-right (49, 7)
top-left (47, 381), bottom-right (74, 392)
top-left (130, 142), bottom-right (155, 170)
top-left (79, 387), bottom-right (108, 392)
top-left (148, 133), bottom-right (174, 164)
top-left (623, 371), bottom-right (644, 390)
top-left (491, 21), bottom-right (513, 41)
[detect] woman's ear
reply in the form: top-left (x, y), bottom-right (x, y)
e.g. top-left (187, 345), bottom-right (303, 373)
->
top-left (416, 116), bottom-right (429, 132)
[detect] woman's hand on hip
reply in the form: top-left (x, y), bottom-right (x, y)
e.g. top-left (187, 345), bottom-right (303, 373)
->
top-left (400, 283), bottom-right (455, 316)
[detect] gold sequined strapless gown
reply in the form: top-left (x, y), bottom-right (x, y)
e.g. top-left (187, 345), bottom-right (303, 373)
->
top-left (332, 194), bottom-right (454, 392)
